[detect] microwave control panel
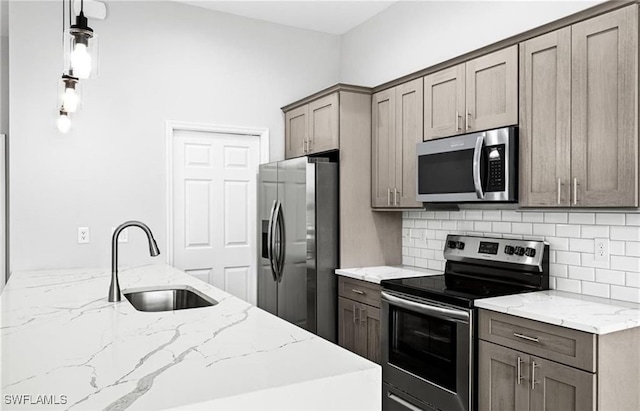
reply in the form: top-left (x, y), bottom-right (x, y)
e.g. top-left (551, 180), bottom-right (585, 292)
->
top-left (486, 144), bottom-right (505, 192)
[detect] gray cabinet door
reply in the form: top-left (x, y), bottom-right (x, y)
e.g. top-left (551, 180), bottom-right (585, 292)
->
top-left (358, 303), bottom-right (381, 364)
top-left (338, 296), bottom-right (358, 354)
top-left (466, 45), bottom-right (519, 132)
top-left (478, 340), bottom-right (530, 411)
top-left (308, 93), bottom-right (339, 154)
top-left (424, 64), bottom-right (465, 140)
top-left (372, 88), bottom-right (396, 207)
top-left (519, 28), bottom-right (572, 207)
top-left (285, 105), bottom-right (308, 159)
top-left (571, 5), bottom-right (638, 207)
top-left (529, 357), bottom-right (595, 411)
top-left (396, 78), bottom-right (423, 208)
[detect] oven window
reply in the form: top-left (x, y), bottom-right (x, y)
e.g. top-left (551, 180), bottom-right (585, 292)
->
top-left (389, 306), bottom-right (457, 391)
top-left (418, 149), bottom-right (474, 194)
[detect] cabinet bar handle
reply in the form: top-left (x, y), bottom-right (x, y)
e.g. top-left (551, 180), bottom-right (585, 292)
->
top-left (360, 308), bottom-right (366, 324)
top-left (531, 361), bottom-right (539, 390)
top-left (303, 139), bottom-right (307, 153)
top-left (352, 304), bottom-right (356, 324)
top-left (557, 178), bottom-right (562, 205)
top-left (394, 188), bottom-right (399, 206)
top-left (573, 178), bottom-right (578, 205)
top-left (517, 356), bottom-right (523, 385)
top-left (466, 111), bottom-right (471, 130)
top-left (387, 188), bottom-right (391, 206)
top-left (308, 137), bottom-right (313, 151)
top-left (513, 332), bottom-right (539, 343)
top-left (351, 289), bottom-right (365, 295)
top-left (456, 111), bottom-right (461, 131)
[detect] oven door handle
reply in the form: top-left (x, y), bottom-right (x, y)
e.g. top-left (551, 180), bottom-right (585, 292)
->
top-left (382, 291), bottom-right (470, 323)
top-left (472, 133), bottom-right (485, 200)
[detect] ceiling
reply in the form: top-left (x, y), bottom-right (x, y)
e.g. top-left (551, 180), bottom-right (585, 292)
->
top-left (177, 1), bottom-right (397, 35)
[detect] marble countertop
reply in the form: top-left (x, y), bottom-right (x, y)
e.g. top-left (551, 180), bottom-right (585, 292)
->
top-left (335, 265), bottom-right (441, 284)
top-left (476, 290), bottom-right (640, 335)
top-left (0, 264), bottom-right (380, 410)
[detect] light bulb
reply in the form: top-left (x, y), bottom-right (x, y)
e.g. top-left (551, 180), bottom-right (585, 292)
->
top-left (62, 87), bottom-right (79, 112)
top-left (57, 111), bottom-right (71, 134)
top-left (71, 43), bottom-right (91, 79)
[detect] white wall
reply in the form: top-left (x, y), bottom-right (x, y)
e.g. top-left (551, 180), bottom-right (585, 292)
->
top-left (9, 1), bottom-right (340, 271)
top-left (340, 1), bottom-right (602, 86)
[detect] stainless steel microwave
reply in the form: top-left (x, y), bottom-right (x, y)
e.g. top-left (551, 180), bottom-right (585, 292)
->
top-left (416, 126), bottom-right (518, 203)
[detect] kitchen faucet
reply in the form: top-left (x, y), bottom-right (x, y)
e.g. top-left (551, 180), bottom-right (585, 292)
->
top-left (108, 221), bottom-right (161, 302)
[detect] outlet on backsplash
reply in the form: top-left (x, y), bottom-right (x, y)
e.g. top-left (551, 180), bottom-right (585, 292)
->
top-left (595, 238), bottom-right (609, 262)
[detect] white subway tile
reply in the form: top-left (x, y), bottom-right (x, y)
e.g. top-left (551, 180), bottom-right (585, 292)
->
top-left (556, 224), bottom-right (581, 238)
top-left (556, 251), bottom-right (581, 265)
top-left (568, 213), bottom-right (595, 225)
top-left (568, 266), bottom-right (595, 281)
top-left (415, 220), bottom-right (428, 229)
top-left (512, 223), bottom-right (533, 235)
top-left (610, 226), bottom-right (640, 241)
top-left (522, 212), bottom-right (544, 223)
top-left (492, 222), bottom-right (512, 234)
top-left (549, 277), bottom-right (557, 289)
top-left (427, 220), bottom-right (442, 230)
top-left (402, 246), bottom-right (408, 255)
top-left (449, 211), bottom-right (464, 220)
top-left (501, 211), bottom-right (522, 222)
top-left (569, 238), bottom-right (594, 253)
top-left (581, 282), bottom-right (610, 298)
top-left (408, 247), bottom-right (421, 257)
top-left (595, 213), bottom-right (626, 226)
top-left (581, 253), bottom-right (609, 269)
top-left (581, 225), bottom-right (609, 239)
top-left (611, 256), bottom-right (640, 272)
top-left (610, 241), bottom-right (625, 256)
top-left (474, 221), bottom-right (492, 232)
top-left (427, 239), bottom-right (443, 250)
top-left (549, 263), bottom-right (568, 278)
top-left (410, 229), bottom-right (421, 239)
top-left (414, 258), bottom-right (429, 268)
top-left (544, 212), bottom-right (568, 224)
top-left (549, 250), bottom-right (556, 263)
top-left (420, 249), bottom-right (435, 259)
top-left (626, 271), bottom-right (640, 288)
top-left (458, 221), bottom-right (474, 231)
top-left (465, 210), bottom-right (483, 220)
top-left (595, 269), bottom-right (626, 285)
top-left (421, 211), bottom-right (435, 219)
top-left (467, 232), bottom-right (483, 237)
top-left (533, 223), bottom-right (555, 237)
top-left (435, 211), bottom-right (450, 220)
top-left (625, 213), bottom-right (640, 226)
top-left (503, 234), bottom-right (524, 240)
top-left (546, 237), bottom-right (569, 251)
top-left (485, 232), bottom-right (502, 238)
top-left (402, 228), bottom-right (410, 238)
top-left (483, 210), bottom-right (501, 221)
top-left (611, 285), bottom-right (640, 303)
top-left (403, 256), bottom-right (415, 266)
top-left (428, 260), bottom-right (443, 271)
top-left (408, 211), bottom-right (421, 219)
top-left (403, 219), bottom-right (415, 228)
top-left (442, 220), bottom-right (457, 230)
top-left (435, 231), bottom-right (448, 240)
top-left (556, 278), bottom-right (581, 293)
top-left (402, 211), bottom-right (410, 218)
top-left (626, 242), bottom-right (640, 257)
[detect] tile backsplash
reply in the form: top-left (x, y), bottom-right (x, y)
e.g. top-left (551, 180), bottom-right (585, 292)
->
top-left (402, 210), bottom-right (640, 303)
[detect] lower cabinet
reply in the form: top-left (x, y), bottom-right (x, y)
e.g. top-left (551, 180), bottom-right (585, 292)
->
top-left (337, 276), bottom-right (381, 364)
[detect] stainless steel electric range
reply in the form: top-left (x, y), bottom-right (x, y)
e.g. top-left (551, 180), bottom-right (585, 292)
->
top-left (381, 234), bottom-right (549, 411)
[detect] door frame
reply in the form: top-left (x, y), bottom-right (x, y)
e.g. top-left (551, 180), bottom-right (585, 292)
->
top-left (165, 121), bottom-right (269, 299)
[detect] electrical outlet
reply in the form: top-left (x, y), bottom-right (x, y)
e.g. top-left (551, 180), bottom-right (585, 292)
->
top-left (595, 238), bottom-right (609, 262)
top-left (111, 227), bottom-right (129, 243)
top-left (78, 227), bottom-right (90, 244)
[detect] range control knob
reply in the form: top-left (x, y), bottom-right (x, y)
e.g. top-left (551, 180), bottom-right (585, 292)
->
top-left (456, 241), bottom-right (465, 250)
top-left (525, 247), bottom-right (537, 258)
top-left (514, 246), bottom-right (526, 256)
top-left (447, 240), bottom-right (457, 249)
top-left (504, 245), bottom-right (515, 255)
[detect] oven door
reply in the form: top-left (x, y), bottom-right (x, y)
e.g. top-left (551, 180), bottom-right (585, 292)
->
top-left (416, 127), bottom-right (516, 203)
top-left (381, 290), bottom-right (472, 411)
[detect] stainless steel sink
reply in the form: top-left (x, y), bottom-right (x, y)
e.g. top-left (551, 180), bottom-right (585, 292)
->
top-left (123, 285), bottom-right (218, 312)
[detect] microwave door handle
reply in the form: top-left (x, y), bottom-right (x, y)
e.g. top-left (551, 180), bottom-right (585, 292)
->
top-left (473, 134), bottom-right (485, 199)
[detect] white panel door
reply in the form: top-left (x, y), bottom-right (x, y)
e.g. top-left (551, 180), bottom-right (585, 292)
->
top-left (173, 130), bottom-right (260, 303)
top-left (1, 134), bottom-right (5, 289)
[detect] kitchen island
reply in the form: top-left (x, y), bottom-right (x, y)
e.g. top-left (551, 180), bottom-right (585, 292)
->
top-left (0, 264), bottom-right (380, 410)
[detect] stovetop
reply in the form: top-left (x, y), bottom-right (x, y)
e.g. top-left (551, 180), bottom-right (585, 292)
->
top-left (381, 273), bottom-right (540, 308)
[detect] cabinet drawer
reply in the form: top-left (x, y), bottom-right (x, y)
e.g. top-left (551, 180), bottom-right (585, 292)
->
top-left (478, 309), bottom-right (596, 372)
top-left (338, 276), bottom-right (381, 308)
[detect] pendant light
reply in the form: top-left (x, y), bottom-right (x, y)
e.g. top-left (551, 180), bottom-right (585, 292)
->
top-left (67, 0), bottom-right (97, 79)
top-left (57, 108), bottom-right (72, 134)
top-left (61, 73), bottom-right (80, 112)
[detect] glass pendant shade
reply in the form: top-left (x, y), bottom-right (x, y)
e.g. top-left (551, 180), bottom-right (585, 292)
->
top-left (57, 109), bottom-right (71, 134)
top-left (60, 74), bottom-right (80, 113)
top-left (64, 12), bottom-right (98, 79)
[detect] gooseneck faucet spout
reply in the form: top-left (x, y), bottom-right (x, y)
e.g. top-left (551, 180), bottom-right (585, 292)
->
top-left (108, 221), bottom-right (161, 302)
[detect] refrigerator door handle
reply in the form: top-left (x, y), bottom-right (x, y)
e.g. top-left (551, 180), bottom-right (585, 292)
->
top-left (275, 202), bottom-right (286, 282)
top-left (267, 200), bottom-right (278, 282)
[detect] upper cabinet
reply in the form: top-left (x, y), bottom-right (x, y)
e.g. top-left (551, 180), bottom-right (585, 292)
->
top-left (285, 92), bottom-right (339, 159)
top-left (520, 5), bottom-right (638, 207)
top-left (424, 46), bottom-right (518, 140)
top-left (372, 78), bottom-right (423, 208)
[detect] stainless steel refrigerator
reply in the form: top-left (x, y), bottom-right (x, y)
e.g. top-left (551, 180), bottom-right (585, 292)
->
top-left (257, 157), bottom-right (338, 342)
